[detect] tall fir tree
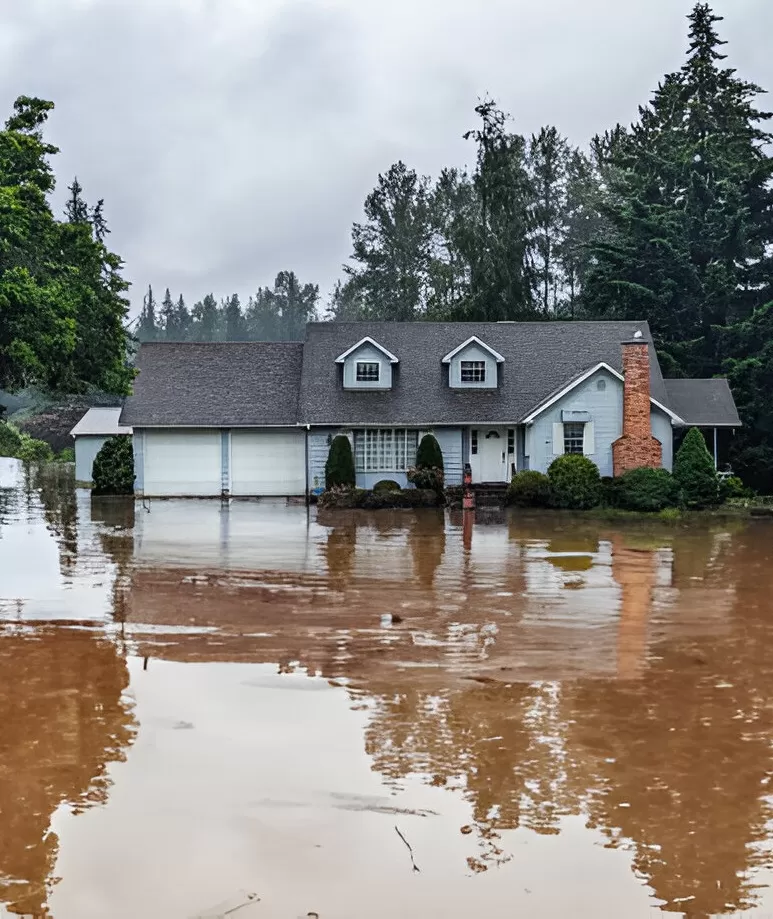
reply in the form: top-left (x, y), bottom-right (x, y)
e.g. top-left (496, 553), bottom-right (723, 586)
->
top-left (137, 285), bottom-right (158, 342)
top-left (224, 293), bottom-right (245, 341)
top-left (159, 288), bottom-right (176, 340)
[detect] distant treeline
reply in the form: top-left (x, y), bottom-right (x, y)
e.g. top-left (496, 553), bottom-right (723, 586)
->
top-left (135, 271), bottom-right (319, 343)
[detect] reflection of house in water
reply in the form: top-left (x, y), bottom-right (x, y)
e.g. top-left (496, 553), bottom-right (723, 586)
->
top-left (0, 626), bottom-right (136, 917)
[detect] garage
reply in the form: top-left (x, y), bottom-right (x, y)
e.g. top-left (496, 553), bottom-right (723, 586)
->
top-left (143, 430), bottom-right (222, 497)
top-left (231, 430), bottom-right (305, 497)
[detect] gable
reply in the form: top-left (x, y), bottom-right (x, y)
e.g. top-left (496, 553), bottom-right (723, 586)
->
top-left (445, 340), bottom-right (500, 390)
top-left (337, 340), bottom-right (395, 390)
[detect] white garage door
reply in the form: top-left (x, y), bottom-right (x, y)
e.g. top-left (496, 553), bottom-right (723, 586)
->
top-left (144, 430), bottom-right (221, 496)
top-left (231, 430), bottom-right (305, 496)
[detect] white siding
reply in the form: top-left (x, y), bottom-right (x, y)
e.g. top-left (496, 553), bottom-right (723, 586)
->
top-left (652, 408), bottom-right (674, 471)
top-left (231, 430), bottom-right (306, 496)
top-left (143, 430), bottom-right (222, 496)
top-left (74, 435), bottom-right (110, 484)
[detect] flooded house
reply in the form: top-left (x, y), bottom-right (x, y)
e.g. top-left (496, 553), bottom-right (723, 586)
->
top-left (119, 321), bottom-right (741, 498)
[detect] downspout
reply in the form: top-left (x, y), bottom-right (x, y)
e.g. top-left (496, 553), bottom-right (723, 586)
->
top-left (713, 427), bottom-right (718, 470)
top-left (305, 425), bottom-right (310, 506)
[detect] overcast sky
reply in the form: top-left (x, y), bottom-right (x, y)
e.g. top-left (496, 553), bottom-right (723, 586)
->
top-left (1, 0), bottom-right (771, 315)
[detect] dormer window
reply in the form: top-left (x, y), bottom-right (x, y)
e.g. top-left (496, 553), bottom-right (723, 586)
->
top-left (356, 361), bottom-right (380, 383)
top-left (442, 336), bottom-right (504, 390)
top-left (460, 360), bottom-right (486, 383)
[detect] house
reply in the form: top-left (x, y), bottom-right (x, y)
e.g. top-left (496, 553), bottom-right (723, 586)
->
top-left (119, 321), bottom-right (741, 498)
top-left (70, 407), bottom-right (133, 485)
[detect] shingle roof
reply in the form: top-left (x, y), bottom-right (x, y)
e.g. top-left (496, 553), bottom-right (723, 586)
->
top-left (70, 407), bottom-right (132, 437)
top-left (663, 378), bottom-right (742, 427)
top-left (120, 342), bottom-right (303, 427)
top-left (298, 321), bottom-right (671, 425)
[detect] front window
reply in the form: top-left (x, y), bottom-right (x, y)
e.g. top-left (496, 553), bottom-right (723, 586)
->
top-left (460, 360), bottom-right (486, 383)
top-left (356, 361), bottom-right (380, 383)
top-left (353, 429), bottom-right (418, 472)
top-left (564, 422), bottom-right (585, 455)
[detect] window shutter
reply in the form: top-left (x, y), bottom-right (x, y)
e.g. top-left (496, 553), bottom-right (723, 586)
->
top-left (583, 421), bottom-right (595, 456)
top-left (552, 423), bottom-right (564, 455)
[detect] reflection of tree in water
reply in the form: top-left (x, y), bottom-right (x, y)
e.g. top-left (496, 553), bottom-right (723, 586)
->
top-left (409, 510), bottom-right (446, 587)
top-left (91, 497), bottom-right (136, 627)
top-left (27, 464), bottom-right (78, 577)
top-left (0, 627), bottom-right (136, 917)
top-left (363, 680), bottom-right (572, 870)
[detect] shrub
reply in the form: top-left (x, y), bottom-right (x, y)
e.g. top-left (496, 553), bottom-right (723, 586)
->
top-left (373, 479), bottom-right (402, 493)
top-left (16, 433), bottom-right (53, 463)
top-left (614, 467), bottom-right (679, 512)
top-left (547, 454), bottom-right (601, 509)
top-left (416, 433), bottom-right (444, 472)
top-left (674, 427), bottom-right (719, 508)
top-left (318, 486), bottom-right (439, 509)
top-left (0, 422), bottom-right (23, 457)
top-left (507, 470), bottom-right (550, 507)
top-left (56, 447), bottom-right (75, 464)
top-left (407, 466), bottom-right (444, 493)
top-left (325, 435), bottom-right (356, 489)
top-left (92, 436), bottom-right (135, 495)
top-left (718, 475), bottom-right (750, 503)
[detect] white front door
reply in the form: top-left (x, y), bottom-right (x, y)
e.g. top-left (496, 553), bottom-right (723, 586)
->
top-left (479, 428), bottom-right (506, 482)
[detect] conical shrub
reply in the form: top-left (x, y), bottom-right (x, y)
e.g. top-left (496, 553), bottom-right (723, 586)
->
top-left (673, 427), bottom-right (718, 507)
top-left (325, 434), bottom-right (356, 489)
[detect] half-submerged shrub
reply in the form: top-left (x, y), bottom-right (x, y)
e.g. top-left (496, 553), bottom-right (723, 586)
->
top-left (318, 486), bottom-right (439, 509)
top-left (373, 479), bottom-right (402, 493)
top-left (615, 467), bottom-right (679, 512)
top-left (325, 435), bottom-right (356, 489)
top-left (718, 475), bottom-right (750, 503)
top-left (415, 433), bottom-right (444, 472)
top-left (547, 454), bottom-right (601, 509)
top-left (407, 466), bottom-right (444, 492)
top-left (92, 436), bottom-right (135, 495)
top-left (674, 427), bottom-right (719, 508)
top-left (507, 470), bottom-right (551, 507)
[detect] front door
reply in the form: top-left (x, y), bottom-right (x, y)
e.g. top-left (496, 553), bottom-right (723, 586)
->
top-left (479, 428), bottom-right (506, 482)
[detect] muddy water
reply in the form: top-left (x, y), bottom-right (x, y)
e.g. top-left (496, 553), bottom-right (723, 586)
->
top-left (2, 459), bottom-right (773, 917)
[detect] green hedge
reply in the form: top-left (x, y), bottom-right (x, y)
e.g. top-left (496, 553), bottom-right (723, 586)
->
top-left (547, 454), bottom-right (602, 509)
top-left (613, 467), bottom-right (679, 512)
top-left (416, 433), bottom-right (444, 472)
top-left (325, 435), bottom-right (356, 489)
top-left (507, 470), bottom-right (551, 507)
top-left (319, 487), bottom-right (440, 509)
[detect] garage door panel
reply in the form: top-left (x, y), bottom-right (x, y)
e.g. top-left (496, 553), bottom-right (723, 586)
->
top-left (231, 431), bottom-right (305, 496)
top-left (144, 431), bottom-right (221, 496)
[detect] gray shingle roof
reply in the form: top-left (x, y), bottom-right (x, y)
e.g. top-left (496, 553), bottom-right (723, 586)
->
top-left (298, 321), bottom-right (670, 425)
top-left (663, 378), bottom-right (741, 427)
top-left (120, 342), bottom-right (303, 427)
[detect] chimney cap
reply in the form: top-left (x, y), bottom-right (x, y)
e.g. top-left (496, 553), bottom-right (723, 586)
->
top-left (623, 329), bottom-right (648, 345)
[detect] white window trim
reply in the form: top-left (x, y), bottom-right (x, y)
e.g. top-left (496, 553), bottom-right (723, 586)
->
top-left (334, 337), bottom-right (399, 364)
top-left (355, 359), bottom-right (381, 383)
top-left (353, 428), bottom-right (419, 473)
top-left (442, 336), bottom-right (505, 364)
top-left (522, 362), bottom-right (683, 425)
top-left (460, 360), bottom-right (487, 383)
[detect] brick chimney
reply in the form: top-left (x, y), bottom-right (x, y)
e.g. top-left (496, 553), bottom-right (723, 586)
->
top-left (612, 333), bottom-right (662, 476)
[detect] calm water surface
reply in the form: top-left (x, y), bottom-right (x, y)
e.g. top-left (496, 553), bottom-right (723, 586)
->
top-left (2, 457), bottom-right (773, 918)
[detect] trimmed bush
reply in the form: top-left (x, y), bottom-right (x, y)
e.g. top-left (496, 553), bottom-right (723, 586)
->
top-left (416, 433), bottom-right (444, 472)
top-left (373, 479), bottom-right (402, 493)
top-left (547, 454), bottom-right (601, 509)
top-left (718, 475), bottom-right (750, 503)
top-left (407, 466), bottom-right (444, 493)
top-left (92, 436), bottom-right (135, 495)
top-left (325, 435), bottom-right (356, 489)
top-left (614, 467), bottom-right (679, 512)
top-left (674, 427), bottom-right (719, 508)
top-left (507, 470), bottom-right (550, 507)
top-left (318, 486), bottom-right (439, 509)
top-left (0, 422), bottom-right (23, 457)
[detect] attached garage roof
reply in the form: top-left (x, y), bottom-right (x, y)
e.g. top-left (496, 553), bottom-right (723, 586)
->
top-left (70, 407), bottom-right (132, 437)
top-left (663, 378), bottom-right (742, 427)
top-left (120, 342), bottom-right (303, 427)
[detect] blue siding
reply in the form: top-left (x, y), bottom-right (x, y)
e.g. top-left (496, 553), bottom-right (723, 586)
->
top-left (308, 428), bottom-right (339, 493)
top-left (434, 428), bottom-right (463, 485)
top-left (652, 408), bottom-right (674, 471)
top-left (133, 430), bottom-right (144, 494)
top-left (527, 368), bottom-right (623, 476)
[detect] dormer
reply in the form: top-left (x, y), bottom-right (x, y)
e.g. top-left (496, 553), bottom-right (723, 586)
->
top-left (442, 336), bottom-right (504, 389)
top-left (335, 336), bottom-right (399, 390)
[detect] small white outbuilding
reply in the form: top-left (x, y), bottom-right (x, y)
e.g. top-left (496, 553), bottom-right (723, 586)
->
top-left (70, 408), bottom-right (132, 485)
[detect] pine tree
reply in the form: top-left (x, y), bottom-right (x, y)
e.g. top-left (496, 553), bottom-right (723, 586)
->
top-left (159, 288), bottom-right (176, 340)
top-left (224, 294), bottom-right (245, 341)
top-left (674, 427), bottom-right (719, 507)
top-left (65, 177), bottom-right (89, 224)
top-left (325, 279), bottom-right (366, 321)
top-left (137, 285), bottom-right (158, 342)
top-left (175, 294), bottom-right (191, 340)
top-left (191, 293), bottom-right (220, 341)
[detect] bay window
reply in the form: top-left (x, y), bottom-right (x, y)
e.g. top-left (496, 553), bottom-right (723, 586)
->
top-left (353, 429), bottom-right (419, 472)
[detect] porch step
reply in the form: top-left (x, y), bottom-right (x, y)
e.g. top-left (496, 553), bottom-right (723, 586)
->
top-left (472, 482), bottom-right (508, 508)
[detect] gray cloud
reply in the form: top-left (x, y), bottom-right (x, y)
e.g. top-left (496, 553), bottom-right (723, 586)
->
top-left (1, 0), bottom-right (770, 314)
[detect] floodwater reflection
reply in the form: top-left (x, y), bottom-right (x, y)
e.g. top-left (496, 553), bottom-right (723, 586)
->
top-left (1, 457), bottom-right (773, 917)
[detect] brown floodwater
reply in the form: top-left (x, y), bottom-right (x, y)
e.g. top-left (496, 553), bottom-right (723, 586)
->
top-left (2, 458), bottom-right (773, 918)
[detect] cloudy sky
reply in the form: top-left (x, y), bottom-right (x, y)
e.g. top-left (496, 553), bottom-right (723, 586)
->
top-left (1, 0), bottom-right (770, 315)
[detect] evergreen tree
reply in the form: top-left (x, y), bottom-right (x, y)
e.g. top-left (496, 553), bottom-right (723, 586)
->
top-left (191, 293), bottom-right (220, 341)
top-left (674, 427), bottom-right (719, 507)
top-left (159, 288), bottom-right (175, 340)
top-left (245, 287), bottom-right (279, 340)
top-left (426, 167), bottom-right (476, 318)
top-left (224, 293), bottom-right (245, 341)
top-left (137, 285), bottom-right (158, 342)
top-left (274, 271), bottom-right (318, 339)
top-left (346, 161), bottom-right (432, 320)
top-left (65, 177), bottom-right (89, 224)
top-left (175, 294), bottom-right (191, 340)
top-left (325, 279), bottom-right (367, 321)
